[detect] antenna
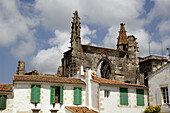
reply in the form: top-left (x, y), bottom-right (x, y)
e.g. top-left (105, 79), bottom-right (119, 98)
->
top-left (161, 41), bottom-right (163, 57)
top-left (167, 48), bottom-right (170, 60)
top-left (149, 41), bottom-right (151, 55)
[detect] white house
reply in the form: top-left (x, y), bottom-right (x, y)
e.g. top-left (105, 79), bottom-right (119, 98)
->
top-left (0, 67), bottom-right (148, 113)
top-left (83, 69), bottom-right (148, 113)
top-left (0, 84), bottom-right (13, 113)
top-left (12, 75), bottom-right (86, 113)
top-left (148, 62), bottom-right (170, 113)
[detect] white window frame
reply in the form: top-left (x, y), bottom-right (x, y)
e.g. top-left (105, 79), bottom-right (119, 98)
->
top-left (161, 87), bottom-right (169, 104)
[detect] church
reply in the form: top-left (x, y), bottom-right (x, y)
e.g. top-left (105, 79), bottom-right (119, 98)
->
top-left (61, 11), bottom-right (168, 85)
top-left (0, 11), bottom-right (169, 113)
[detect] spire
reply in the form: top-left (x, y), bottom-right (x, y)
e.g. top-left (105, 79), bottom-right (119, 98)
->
top-left (70, 11), bottom-right (81, 45)
top-left (117, 23), bottom-right (128, 51)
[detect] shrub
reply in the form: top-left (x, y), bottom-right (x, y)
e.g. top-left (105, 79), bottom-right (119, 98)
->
top-left (144, 105), bottom-right (161, 113)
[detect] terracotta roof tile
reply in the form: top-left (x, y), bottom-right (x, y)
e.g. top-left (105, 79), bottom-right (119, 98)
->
top-left (92, 76), bottom-right (146, 87)
top-left (13, 75), bottom-right (85, 85)
top-left (65, 107), bottom-right (98, 113)
top-left (0, 84), bottom-right (13, 92)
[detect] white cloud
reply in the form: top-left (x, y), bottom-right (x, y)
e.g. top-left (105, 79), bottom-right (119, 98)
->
top-left (34, 0), bottom-right (145, 30)
top-left (32, 47), bottom-right (61, 73)
top-left (146, 0), bottom-right (170, 23)
top-left (103, 26), bottom-right (118, 49)
top-left (11, 38), bottom-right (36, 59)
top-left (81, 25), bottom-right (96, 44)
top-left (0, 0), bottom-right (38, 58)
top-left (157, 18), bottom-right (170, 36)
top-left (145, 0), bottom-right (170, 55)
top-left (32, 25), bottom-right (96, 73)
top-left (133, 29), bottom-right (151, 56)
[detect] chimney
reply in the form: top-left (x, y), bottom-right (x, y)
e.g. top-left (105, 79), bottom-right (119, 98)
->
top-left (17, 61), bottom-right (25, 75)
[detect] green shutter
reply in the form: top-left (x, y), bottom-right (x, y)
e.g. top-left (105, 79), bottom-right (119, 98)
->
top-left (78, 87), bottom-right (82, 104)
top-left (0, 95), bottom-right (7, 109)
top-left (31, 85), bottom-right (41, 103)
top-left (120, 88), bottom-right (128, 105)
top-left (60, 86), bottom-right (63, 104)
top-left (50, 86), bottom-right (55, 104)
top-left (137, 89), bottom-right (144, 106)
top-left (31, 85), bottom-right (36, 103)
top-left (74, 87), bottom-right (82, 105)
top-left (36, 85), bottom-right (41, 103)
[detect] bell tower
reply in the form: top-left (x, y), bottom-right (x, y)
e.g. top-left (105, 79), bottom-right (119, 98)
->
top-left (117, 23), bottom-right (128, 51)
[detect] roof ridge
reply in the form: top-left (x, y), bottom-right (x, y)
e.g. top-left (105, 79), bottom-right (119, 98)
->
top-left (92, 76), bottom-right (146, 87)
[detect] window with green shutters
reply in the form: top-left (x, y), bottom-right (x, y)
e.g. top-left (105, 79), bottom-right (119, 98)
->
top-left (120, 88), bottom-right (128, 105)
top-left (74, 87), bottom-right (82, 105)
top-left (50, 86), bottom-right (63, 104)
top-left (0, 95), bottom-right (7, 109)
top-left (31, 85), bottom-right (41, 103)
top-left (137, 89), bottom-right (144, 106)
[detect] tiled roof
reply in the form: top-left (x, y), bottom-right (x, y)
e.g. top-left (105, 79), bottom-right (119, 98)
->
top-left (13, 75), bottom-right (85, 85)
top-left (65, 107), bottom-right (98, 113)
top-left (0, 84), bottom-right (13, 92)
top-left (91, 76), bottom-right (146, 87)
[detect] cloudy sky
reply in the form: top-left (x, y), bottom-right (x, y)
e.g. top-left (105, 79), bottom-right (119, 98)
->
top-left (0, 0), bottom-right (170, 83)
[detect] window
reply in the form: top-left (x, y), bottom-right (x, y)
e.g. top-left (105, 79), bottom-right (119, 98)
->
top-left (31, 85), bottom-right (41, 103)
top-left (120, 88), bottom-right (128, 105)
top-left (137, 89), bottom-right (144, 106)
top-left (74, 87), bottom-right (82, 105)
top-left (0, 95), bottom-right (7, 109)
top-left (161, 87), bottom-right (169, 104)
top-left (104, 90), bottom-right (110, 98)
top-left (50, 86), bottom-right (63, 104)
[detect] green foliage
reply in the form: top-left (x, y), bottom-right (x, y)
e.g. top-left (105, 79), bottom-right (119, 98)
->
top-left (144, 105), bottom-right (161, 113)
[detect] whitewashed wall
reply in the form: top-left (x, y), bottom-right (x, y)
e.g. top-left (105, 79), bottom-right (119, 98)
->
top-left (91, 81), bottom-right (99, 112)
top-left (13, 82), bottom-right (86, 113)
top-left (0, 92), bottom-right (13, 113)
top-left (99, 85), bottom-right (148, 113)
top-left (148, 64), bottom-right (170, 112)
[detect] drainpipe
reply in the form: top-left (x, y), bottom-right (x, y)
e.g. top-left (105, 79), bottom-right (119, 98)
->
top-left (86, 69), bottom-right (92, 109)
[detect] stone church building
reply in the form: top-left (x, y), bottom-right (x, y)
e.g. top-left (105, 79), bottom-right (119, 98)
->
top-left (61, 11), bottom-right (168, 85)
top-left (0, 11), bottom-right (169, 113)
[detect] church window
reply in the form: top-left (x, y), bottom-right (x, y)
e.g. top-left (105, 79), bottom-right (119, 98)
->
top-left (74, 87), bottom-right (82, 105)
top-left (50, 86), bottom-right (63, 104)
top-left (120, 88), bottom-right (128, 105)
top-left (31, 85), bottom-right (41, 103)
top-left (161, 87), bottom-right (169, 104)
top-left (137, 89), bottom-right (144, 106)
top-left (104, 90), bottom-right (110, 98)
top-left (0, 95), bottom-right (7, 109)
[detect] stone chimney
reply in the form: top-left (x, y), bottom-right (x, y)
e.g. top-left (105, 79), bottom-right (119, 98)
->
top-left (17, 61), bottom-right (25, 75)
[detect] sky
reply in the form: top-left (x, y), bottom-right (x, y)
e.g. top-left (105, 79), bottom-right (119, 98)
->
top-left (0, 0), bottom-right (170, 83)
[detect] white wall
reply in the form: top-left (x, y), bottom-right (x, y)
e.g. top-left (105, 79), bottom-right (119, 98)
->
top-left (0, 92), bottom-right (13, 113)
top-left (99, 85), bottom-right (148, 113)
top-left (91, 81), bottom-right (99, 112)
top-left (148, 64), bottom-right (170, 112)
top-left (13, 82), bottom-right (86, 113)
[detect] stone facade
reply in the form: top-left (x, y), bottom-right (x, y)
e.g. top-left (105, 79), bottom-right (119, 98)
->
top-left (62, 11), bottom-right (139, 84)
top-left (61, 11), bottom-right (168, 85)
top-left (139, 55), bottom-right (168, 85)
